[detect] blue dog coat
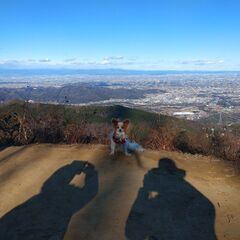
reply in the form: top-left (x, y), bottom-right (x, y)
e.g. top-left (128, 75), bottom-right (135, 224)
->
top-left (123, 139), bottom-right (142, 153)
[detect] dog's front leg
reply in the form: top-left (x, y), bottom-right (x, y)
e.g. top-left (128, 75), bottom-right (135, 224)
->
top-left (123, 142), bottom-right (131, 156)
top-left (110, 139), bottom-right (116, 155)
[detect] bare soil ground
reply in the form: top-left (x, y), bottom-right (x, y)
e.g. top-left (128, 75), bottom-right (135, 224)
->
top-left (0, 144), bottom-right (239, 240)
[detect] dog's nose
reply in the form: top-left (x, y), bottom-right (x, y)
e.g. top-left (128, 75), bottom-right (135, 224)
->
top-left (119, 129), bottom-right (122, 132)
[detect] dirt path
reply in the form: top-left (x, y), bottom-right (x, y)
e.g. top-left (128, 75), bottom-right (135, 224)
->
top-left (0, 144), bottom-right (239, 240)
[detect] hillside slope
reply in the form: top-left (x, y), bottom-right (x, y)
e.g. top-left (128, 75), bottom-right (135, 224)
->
top-left (0, 144), bottom-right (239, 240)
top-left (1, 101), bottom-right (239, 163)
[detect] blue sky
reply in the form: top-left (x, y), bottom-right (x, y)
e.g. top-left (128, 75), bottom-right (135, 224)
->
top-left (0, 0), bottom-right (240, 70)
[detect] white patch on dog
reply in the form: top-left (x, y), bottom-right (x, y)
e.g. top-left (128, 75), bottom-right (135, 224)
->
top-left (110, 118), bottom-right (129, 156)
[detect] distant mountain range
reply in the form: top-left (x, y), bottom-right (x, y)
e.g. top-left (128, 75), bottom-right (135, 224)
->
top-left (0, 68), bottom-right (239, 76)
top-left (0, 83), bottom-right (159, 104)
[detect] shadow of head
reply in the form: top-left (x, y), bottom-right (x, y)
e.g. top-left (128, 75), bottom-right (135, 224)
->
top-left (41, 160), bottom-right (97, 193)
top-left (155, 158), bottom-right (186, 178)
top-left (0, 160), bottom-right (98, 240)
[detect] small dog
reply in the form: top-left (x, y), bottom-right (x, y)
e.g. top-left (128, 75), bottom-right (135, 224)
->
top-left (110, 118), bottom-right (143, 156)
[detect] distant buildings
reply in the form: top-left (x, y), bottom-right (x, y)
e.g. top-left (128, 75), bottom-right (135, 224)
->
top-left (1, 72), bottom-right (239, 123)
top-left (173, 111), bottom-right (194, 120)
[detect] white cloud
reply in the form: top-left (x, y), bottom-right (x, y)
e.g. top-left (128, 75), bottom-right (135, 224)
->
top-left (64, 58), bottom-right (77, 63)
top-left (28, 59), bottom-right (37, 62)
top-left (38, 58), bottom-right (51, 63)
top-left (104, 56), bottom-right (124, 61)
top-left (100, 59), bottom-right (111, 65)
top-left (71, 57), bottom-right (136, 66)
top-left (0, 59), bottom-right (20, 64)
top-left (0, 57), bottom-right (235, 70)
top-left (0, 59), bottom-right (22, 68)
top-left (0, 55), bottom-right (141, 68)
top-left (178, 59), bottom-right (225, 66)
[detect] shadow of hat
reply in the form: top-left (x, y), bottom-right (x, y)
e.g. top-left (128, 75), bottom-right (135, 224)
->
top-left (156, 158), bottom-right (186, 178)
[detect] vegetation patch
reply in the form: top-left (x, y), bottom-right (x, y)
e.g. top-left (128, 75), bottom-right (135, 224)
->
top-left (0, 101), bottom-right (239, 170)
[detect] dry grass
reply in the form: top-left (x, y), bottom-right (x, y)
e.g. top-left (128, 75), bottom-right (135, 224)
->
top-left (0, 105), bottom-right (239, 170)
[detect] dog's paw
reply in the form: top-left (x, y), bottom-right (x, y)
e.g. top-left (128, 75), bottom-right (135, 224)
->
top-left (137, 147), bottom-right (144, 152)
top-left (125, 152), bottom-right (132, 156)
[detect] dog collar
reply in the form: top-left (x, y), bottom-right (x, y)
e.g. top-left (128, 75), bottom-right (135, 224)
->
top-left (113, 135), bottom-right (126, 144)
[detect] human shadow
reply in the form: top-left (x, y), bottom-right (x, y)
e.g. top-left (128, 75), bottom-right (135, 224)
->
top-left (125, 158), bottom-right (217, 240)
top-left (0, 143), bottom-right (10, 152)
top-left (0, 160), bottom-right (98, 240)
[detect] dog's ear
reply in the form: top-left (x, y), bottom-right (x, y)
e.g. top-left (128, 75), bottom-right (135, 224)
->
top-left (112, 118), bottom-right (118, 127)
top-left (123, 119), bottom-right (130, 129)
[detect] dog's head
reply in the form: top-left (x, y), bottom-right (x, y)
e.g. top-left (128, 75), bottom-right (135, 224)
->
top-left (112, 118), bottom-right (129, 139)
